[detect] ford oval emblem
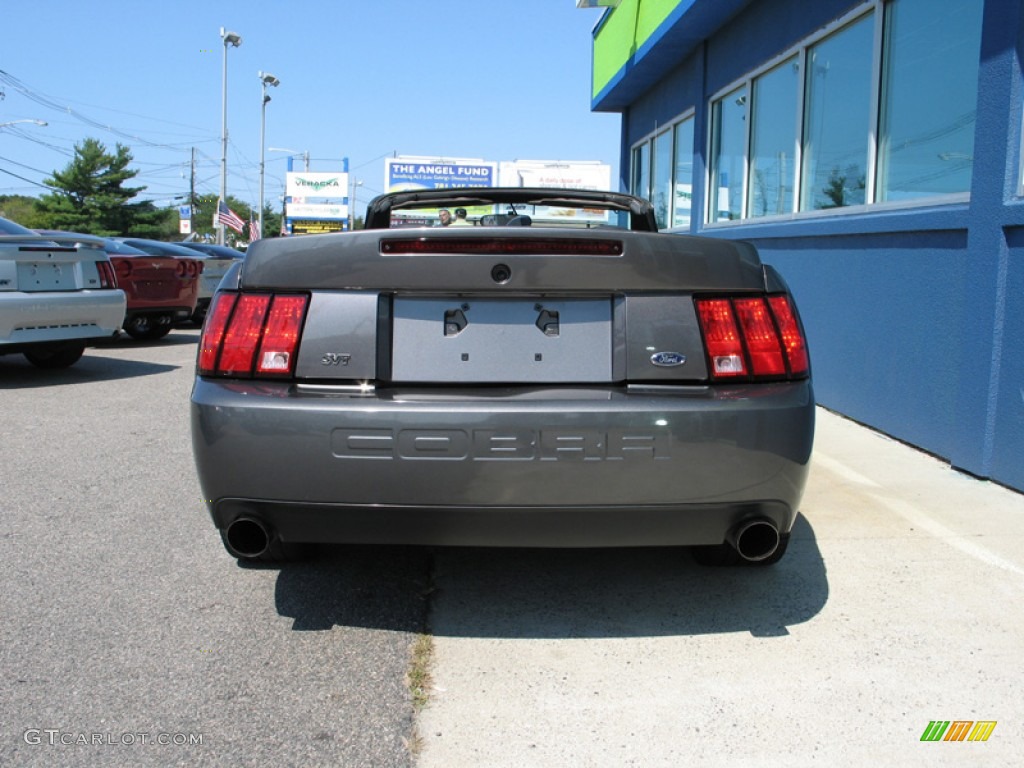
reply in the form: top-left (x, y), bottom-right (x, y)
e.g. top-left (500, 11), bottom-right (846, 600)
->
top-left (650, 351), bottom-right (687, 367)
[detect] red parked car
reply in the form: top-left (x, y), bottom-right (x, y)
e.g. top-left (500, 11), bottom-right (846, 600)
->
top-left (36, 232), bottom-right (201, 340)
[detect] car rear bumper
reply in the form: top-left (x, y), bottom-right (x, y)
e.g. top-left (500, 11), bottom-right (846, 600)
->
top-left (191, 379), bottom-right (814, 547)
top-left (125, 306), bottom-right (193, 321)
top-left (0, 289), bottom-right (125, 345)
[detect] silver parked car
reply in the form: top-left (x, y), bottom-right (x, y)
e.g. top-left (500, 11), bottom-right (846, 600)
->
top-left (191, 188), bottom-right (814, 565)
top-left (0, 217), bottom-right (125, 368)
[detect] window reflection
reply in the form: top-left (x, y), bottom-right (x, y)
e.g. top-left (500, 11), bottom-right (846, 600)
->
top-left (801, 13), bottom-right (873, 211)
top-left (749, 58), bottom-right (799, 217)
top-left (652, 129), bottom-right (673, 229)
top-left (631, 143), bottom-right (650, 201)
top-left (876, 0), bottom-right (982, 202)
top-left (711, 86), bottom-right (748, 221)
top-left (673, 118), bottom-right (695, 228)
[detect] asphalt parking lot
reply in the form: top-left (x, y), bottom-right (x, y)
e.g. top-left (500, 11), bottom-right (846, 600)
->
top-left (3, 332), bottom-right (1022, 767)
top-left (1, 330), bottom-right (429, 768)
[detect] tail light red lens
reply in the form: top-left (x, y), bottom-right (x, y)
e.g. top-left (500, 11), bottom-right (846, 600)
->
top-left (218, 295), bottom-right (272, 375)
top-left (95, 261), bottom-right (118, 289)
top-left (197, 292), bottom-right (309, 378)
top-left (768, 295), bottom-right (809, 376)
top-left (197, 293), bottom-right (238, 374)
top-left (115, 259), bottom-right (133, 280)
top-left (176, 260), bottom-right (201, 278)
top-left (256, 296), bottom-right (309, 375)
top-left (695, 299), bottom-right (747, 377)
top-left (733, 298), bottom-right (786, 376)
top-left (695, 294), bottom-right (809, 382)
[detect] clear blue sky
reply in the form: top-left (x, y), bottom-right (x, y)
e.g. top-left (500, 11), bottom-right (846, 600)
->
top-left (0, 0), bottom-right (620, 211)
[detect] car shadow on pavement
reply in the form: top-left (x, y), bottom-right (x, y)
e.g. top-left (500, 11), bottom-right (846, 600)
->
top-left (271, 514), bottom-right (827, 638)
top-left (98, 329), bottom-right (201, 349)
top-left (0, 354), bottom-right (180, 388)
top-left (273, 545), bottom-right (433, 632)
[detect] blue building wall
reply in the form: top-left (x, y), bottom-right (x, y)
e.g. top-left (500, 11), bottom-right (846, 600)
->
top-left (604, 0), bottom-right (1024, 492)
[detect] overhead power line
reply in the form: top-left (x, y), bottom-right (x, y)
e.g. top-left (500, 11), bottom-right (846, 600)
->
top-left (0, 166), bottom-right (49, 189)
top-left (0, 69), bottom-right (215, 152)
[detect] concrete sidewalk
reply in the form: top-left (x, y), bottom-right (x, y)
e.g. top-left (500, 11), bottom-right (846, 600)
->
top-left (416, 407), bottom-right (1024, 767)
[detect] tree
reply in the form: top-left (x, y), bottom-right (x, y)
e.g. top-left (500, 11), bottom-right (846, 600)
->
top-left (0, 194), bottom-right (42, 228)
top-left (34, 138), bottom-right (165, 237)
top-left (818, 166), bottom-right (866, 210)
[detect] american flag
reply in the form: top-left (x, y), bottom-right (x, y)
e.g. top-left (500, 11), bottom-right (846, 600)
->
top-left (249, 215), bottom-right (261, 242)
top-left (217, 199), bottom-right (245, 233)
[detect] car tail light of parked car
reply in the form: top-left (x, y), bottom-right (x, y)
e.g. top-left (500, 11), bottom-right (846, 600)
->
top-left (198, 292), bottom-right (308, 377)
top-left (95, 260), bottom-right (118, 289)
top-left (695, 295), bottom-right (809, 381)
top-left (177, 259), bottom-right (202, 278)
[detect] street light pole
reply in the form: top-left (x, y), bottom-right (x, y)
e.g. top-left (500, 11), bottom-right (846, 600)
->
top-left (270, 148), bottom-right (309, 172)
top-left (349, 178), bottom-right (363, 230)
top-left (258, 71), bottom-right (280, 240)
top-left (219, 27), bottom-right (242, 245)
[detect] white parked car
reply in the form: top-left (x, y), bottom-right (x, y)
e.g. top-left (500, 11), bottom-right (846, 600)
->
top-left (0, 217), bottom-right (125, 368)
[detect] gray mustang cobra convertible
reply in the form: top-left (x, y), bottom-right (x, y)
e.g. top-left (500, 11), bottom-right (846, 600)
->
top-left (191, 188), bottom-right (814, 565)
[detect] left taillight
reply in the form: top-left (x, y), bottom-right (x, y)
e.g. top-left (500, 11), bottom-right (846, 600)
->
top-left (197, 292), bottom-right (309, 378)
top-left (95, 261), bottom-right (118, 289)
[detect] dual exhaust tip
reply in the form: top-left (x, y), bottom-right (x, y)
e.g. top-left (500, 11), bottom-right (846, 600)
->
top-left (224, 517), bottom-right (273, 560)
top-left (224, 515), bottom-right (780, 563)
top-left (728, 518), bottom-right (781, 562)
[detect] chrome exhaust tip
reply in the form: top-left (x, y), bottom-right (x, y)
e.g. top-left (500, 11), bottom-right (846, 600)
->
top-left (223, 517), bottom-right (272, 559)
top-left (728, 518), bottom-right (781, 562)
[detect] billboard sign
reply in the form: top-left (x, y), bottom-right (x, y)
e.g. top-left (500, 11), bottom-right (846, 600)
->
top-left (498, 160), bottom-right (613, 224)
top-left (286, 203), bottom-right (349, 220)
top-left (286, 172), bottom-right (348, 199)
top-left (290, 219), bottom-right (346, 235)
top-left (498, 160), bottom-right (611, 192)
top-left (385, 157), bottom-right (498, 222)
top-left (385, 158), bottom-right (497, 193)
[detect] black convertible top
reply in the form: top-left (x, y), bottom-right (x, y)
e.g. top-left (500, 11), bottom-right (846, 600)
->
top-left (363, 187), bottom-right (659, 232)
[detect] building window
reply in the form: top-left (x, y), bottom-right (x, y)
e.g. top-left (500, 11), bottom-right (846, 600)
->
top-left (749, 58), bottom-right (799, 217)
top-left (652, 128), bottom-right (673, 229)
top-left (630, 113), bottom-right (696, 230)
top-left (801, 12), bottom-right (874, 211)
top-left (698, 0), bottom-right (983, 224)
top-left (709, 86), bottom-right (748, 221)
top-left (672, 117), bottom-right (695, 228)
top-left (876, 0), bottom-right (983, 202)
top-left (631, 142), bottom-right (650, 201)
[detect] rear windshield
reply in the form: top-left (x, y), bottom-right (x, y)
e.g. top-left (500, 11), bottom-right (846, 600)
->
top-left (0, 217), bottom-right (37, 236)
top-left (389, 204), bottom-right (627, 230)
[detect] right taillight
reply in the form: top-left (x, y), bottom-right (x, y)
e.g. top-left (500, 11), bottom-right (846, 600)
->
top-left (95, 261), bottom-right (118, 289)
top-left (197, 291), bottom-right (309, 378)
top-left (695, 295), bottom-right (809, 382)
top-left (767, 295), bottom-right (809, 377)
top-left (177, 259), bottom-right (201, 278)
